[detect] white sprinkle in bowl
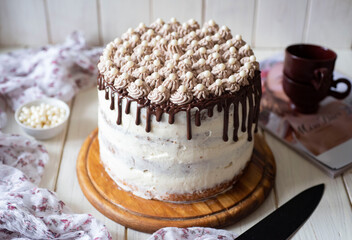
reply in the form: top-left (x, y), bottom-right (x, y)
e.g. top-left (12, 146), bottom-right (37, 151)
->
top-left (15, 98), bottom-right (70, 140)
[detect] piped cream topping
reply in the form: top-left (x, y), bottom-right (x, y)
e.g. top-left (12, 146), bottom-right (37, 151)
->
top-left (127, 79), bottom-right (151, 98)
top-left (98, 18), bottom-right (259, 105)
top-left (208, 79), bottom-right (226, 96)
top-left (170, 85), bottom-right (193, 105)
top-left (225, 75), bottom-right (241, 92)
top-left (145, 72), bottom-right (163, 88)
top-left (193, 83), bottom-right (209, 99)
top-left (120, 60), bottom-right (136, 75)
top-left (211, 63), bottom-right (231, 79)
top-left (147, 85), bottom-right (170, 104)
top-left (197, 70), bottom-right (214, 87)
top-left (114, 73), bottom-right (133, 89)
top-left (162, 73), bottom-right (179, 92)
top-left (239, 44), bottom-right (254, 58)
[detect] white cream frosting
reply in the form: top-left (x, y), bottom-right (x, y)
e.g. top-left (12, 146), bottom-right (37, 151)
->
top-left (98, 90), bottom-right (254, 200)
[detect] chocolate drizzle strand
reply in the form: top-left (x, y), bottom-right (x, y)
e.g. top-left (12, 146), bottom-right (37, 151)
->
top-left (233, 102), bottom-right (239, 141)
top-left (97, 71), bottom-right (261, 142)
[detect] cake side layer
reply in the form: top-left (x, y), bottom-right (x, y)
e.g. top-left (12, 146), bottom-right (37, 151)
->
top-left (99, 131), bottom-right (252, 201)
top-left (98, 89), bottom-right (254, 200)
top-left (98, 89), bottom-right (254, 166)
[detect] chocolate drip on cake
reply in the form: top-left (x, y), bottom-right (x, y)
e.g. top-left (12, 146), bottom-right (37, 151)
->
top-left (146, 107), bottom-right (151, 132)
top-left (240, 97), bottom-right (247, 133)
top-left (233, 102), bottom-right (239, 141)
top-left (110, 91), bottom-right (115, 110)
top-left (223, 101), bottom-right (230, 141)
top-left (186, 107), bottom-right (192, 140)
top-left (125, 99), bottom-right (131, 114)
top-left (207, 107), bottom-right (213, 117)
top-left (105, 88), bottom-right (109, 100)
top-left (116, 95), bottom-right (122, 125)
top-left (97, 71), bottom-right (261, 141)
top-left (136, 105), bottom-right (142, 125)
top-left (195, 110), bottom-right (201, 127)
top-left (168, 110), bottom-right (175, 124)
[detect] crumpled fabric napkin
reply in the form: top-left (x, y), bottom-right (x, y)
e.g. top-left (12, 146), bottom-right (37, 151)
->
top-left (0, 31), bottom-right (102, 129)
top-left (0, 132), bottom-right (111, 239)
top-left (0, 32), bottom-right (109, 239)
top-left (0, 97), bottom-right (8, 129)
top-left (147, 227), bottom-right (237, 240)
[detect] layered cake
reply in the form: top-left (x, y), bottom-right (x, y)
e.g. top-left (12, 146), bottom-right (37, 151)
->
top-left (97, 18), bottom-right (261, 202)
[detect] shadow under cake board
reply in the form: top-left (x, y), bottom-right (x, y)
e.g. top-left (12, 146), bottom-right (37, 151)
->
top-left (76, 128), bottom-right (276, 233)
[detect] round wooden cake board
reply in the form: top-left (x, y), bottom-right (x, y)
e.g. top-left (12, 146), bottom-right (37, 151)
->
top-left (77, 128), bottom-right (276, 233)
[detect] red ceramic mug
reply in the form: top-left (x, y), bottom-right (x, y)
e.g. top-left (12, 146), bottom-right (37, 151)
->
top-left (283, 44), bottom-right (351, 113)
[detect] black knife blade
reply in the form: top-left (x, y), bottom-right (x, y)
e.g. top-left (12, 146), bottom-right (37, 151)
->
top-left (236, 184), bottom-right (325, 240)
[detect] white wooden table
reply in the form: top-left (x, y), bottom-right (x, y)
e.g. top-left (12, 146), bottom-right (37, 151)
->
top-left (3, 49), bottom-right (352, 240)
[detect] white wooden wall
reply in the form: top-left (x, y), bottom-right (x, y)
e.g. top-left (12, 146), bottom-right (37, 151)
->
top-left (1, 0), bottom-right (351, 48)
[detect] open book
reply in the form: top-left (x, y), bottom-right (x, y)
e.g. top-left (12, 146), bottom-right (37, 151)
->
top-left (259, 55), bottom-right (352, 177)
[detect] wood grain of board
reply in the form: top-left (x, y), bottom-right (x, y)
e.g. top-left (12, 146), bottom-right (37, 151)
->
top-left (76, 128), bottom-right (276, 233)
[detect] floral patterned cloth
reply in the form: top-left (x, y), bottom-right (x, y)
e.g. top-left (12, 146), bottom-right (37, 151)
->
top-left (148, 227), bottom-right (237, 240)
top-left (0, 132), bottom-right (111, 239)
top-left (0, 31), bottom-right (102, 129)
top-left (0, 33), bottom-right (110, 239)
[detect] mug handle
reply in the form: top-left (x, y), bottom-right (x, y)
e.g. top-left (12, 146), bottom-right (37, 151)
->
top-left (328, 78), bottom-right (352, 99)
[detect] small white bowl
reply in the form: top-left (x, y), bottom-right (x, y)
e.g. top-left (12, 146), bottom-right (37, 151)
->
top-left (15, 98), bottom-right (70, 140)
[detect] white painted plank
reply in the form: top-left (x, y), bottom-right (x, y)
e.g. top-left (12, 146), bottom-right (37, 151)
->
top-left (252, 48), bottom-right (283, 61)
top-left (2, 100), bottom-right (71, 191)
top-left (254, 0), bottom-right (308, 48)
top-left (99, 0), bottom-right (150, 45)
top-left (343, 170), bottom-right (352, 204)
top-left (270, 132), bottom-right (352, 240)
top-left (151, 0), bottom-right (202, 23)
top-left (127, 229), bottom-right (151, 240)
top-left (46, 0), bottom-right (100, 45)
top-left (205, 0), bottom-right (255, 46)
top-left (55, 87), bottom-right (125, 239)
top-left (0, 0), bottom-right (48, 47)
top-left (305, 0), bottom-right (352, 49)
top-left (335, 50), bottom-right (352, 77)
